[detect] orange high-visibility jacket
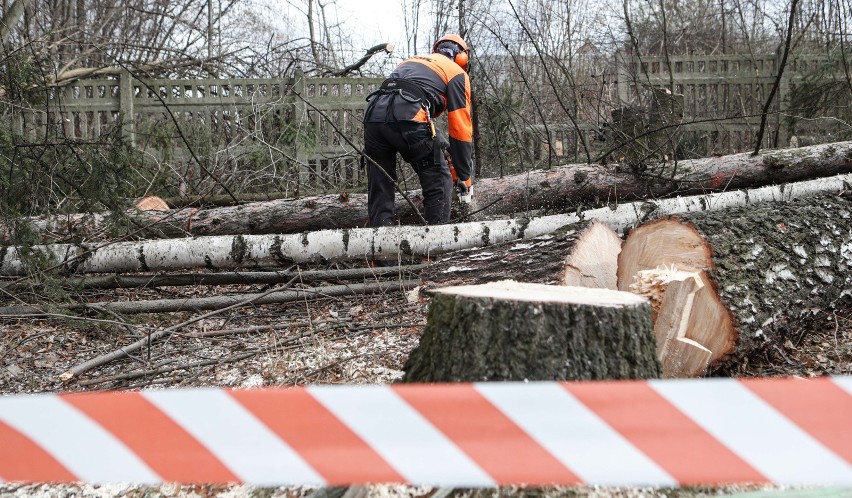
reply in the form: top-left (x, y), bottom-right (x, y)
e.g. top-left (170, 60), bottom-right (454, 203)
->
top-left (365, 53), bottom-right (474, 182)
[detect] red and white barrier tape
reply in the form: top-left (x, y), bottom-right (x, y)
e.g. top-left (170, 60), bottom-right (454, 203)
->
top-left (0, 377), bottom-right (850, 486)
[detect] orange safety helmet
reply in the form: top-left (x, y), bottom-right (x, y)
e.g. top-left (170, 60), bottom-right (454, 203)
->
top-left (433, 34), bottom-right (469, 71)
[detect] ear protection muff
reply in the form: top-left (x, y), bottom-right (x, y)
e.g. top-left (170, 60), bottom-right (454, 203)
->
top-left (433, 34), bottom-right (470, 71)
top-left (453, 50), bottom-right (469, 72)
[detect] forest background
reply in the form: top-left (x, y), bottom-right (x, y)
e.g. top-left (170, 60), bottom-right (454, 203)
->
top-left (0, 0), bottom-right (850, 243)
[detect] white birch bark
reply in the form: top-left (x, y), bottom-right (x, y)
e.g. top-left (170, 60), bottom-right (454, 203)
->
top-left (2, 173), bottom-right (849, 276)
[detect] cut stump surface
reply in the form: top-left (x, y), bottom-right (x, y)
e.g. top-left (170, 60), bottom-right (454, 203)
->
top-left (402, 280), bottom-right (659, 383)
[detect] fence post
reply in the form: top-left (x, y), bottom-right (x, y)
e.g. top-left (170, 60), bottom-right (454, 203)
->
top-left (616, 51), bottom-right (630, 106)
top-left (776, 53), bottom-right (790, 147)
top-left (119, 70), bottom-right (136, 147)
top-left (291, 67), bottom-right (309, 190)
top-left (11, 109), bottom-right (23, 138)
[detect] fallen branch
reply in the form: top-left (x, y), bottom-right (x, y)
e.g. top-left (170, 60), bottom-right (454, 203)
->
top-left (186, 305), bottom-right (415, 338)
top-left (59, 272), bottom-right (305, 380)
top-left (78, 315), bottom-right (420, 388)
top-left (6, 280), bottom-right (418, 318)
top-left (61, 279), bottom-right (416, 381)
top-left (77, 351), bottom-right (258, 387)
top-left (296, 352), bottom-right (378, 383)
top-left (331, 43), bottom-right (393, 76)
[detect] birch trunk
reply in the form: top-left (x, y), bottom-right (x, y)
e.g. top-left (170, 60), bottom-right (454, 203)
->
top-left (420, 221), bottom-right (622, 290)
top-left (2, 173), bottom-right (850, 276)
top-left (619, 195), bottom-right (852, 374)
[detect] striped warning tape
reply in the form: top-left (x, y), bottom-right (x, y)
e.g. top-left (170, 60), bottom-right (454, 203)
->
top-left (0, 376), bottom-right (850, 486)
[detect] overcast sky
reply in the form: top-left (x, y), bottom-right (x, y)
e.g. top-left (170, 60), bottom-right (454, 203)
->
top-left (335, 0), bottom-right (409, 48)
top-left (249, 0), bottom-right (419, 70)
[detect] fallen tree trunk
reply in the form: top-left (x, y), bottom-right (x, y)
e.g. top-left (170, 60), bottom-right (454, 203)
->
top-left (619, 195), bottom-right (852, 376)
top-left (419, 220), bottom-right (622, 290)
top-left (2, 173), bottom-right (849, 276)
top-left (417, 192), bottom-right (851, 378)
top-left (0, 264), bottom-right (426, 291)
top-left (0, 280), bottom-right (418, 316)
top-left (402, 280), bottom-right (659, 382)
top-left (7, 141), bottom-right (851, 242)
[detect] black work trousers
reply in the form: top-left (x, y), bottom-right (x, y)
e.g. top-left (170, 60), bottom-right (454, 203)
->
top-left (364, 121), bottom-right (451, 227)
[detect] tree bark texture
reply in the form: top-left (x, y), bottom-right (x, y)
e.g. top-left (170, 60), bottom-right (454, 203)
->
top-left (0, 219), bottom-right (537, 276)
top-left (3, 173), bottom-right (850, 276)
top-left (0, 264), bottom-right (426, 291)
top-left (420, 221), bottom-right (620, 290)
top-left (7, 141), bottom-right (851, 242)
top-left (622, 196), bottom-right (852, 372)
top-left (402, 281), bottom-right (660, 382)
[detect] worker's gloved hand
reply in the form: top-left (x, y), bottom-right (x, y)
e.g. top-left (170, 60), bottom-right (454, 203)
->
top-left (456, 178), bottom-right (473, 204)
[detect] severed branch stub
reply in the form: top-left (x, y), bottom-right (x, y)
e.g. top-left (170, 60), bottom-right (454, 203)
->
top-left (402, 280), bottom-right (660, 383)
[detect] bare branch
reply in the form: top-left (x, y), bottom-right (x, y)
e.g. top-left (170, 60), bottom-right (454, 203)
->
top-left (331, 43), bottom-right (393, 76)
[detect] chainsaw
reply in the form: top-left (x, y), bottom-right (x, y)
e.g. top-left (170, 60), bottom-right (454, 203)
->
top-left (443, 148), bottom-right (474, 218)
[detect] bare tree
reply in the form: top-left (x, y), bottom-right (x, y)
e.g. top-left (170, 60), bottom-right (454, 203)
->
top-left (753, 0), bottom-right (799, 154)
top-left (401, 0), bottom-right (424, 56)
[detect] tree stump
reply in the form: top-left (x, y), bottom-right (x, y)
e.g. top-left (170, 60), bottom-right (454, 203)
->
top-left (402, 280), bottom-right (660, 382)
top-left (618, 195), bottom-right (852, 375)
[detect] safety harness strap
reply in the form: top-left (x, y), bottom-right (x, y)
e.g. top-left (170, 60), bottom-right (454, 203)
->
top-left (367, 77), bottom-right (431, 105)
top-left (366, 78), bottom-right (443, 168)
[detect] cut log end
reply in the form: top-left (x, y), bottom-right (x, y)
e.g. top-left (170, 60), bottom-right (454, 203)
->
top-left (135, 196), bottom-right (170, 211)
top-left (617, 218), bottom-right (712, 292)
top-left (561, 220), bottom-right (622, 289)
top-left (631, 267), bottom-right (727, 377)
top-left (621, 219), bottom-right (737, 378)
top-left (629, 265), bottom-right (696, 319)
top-left (420, 220), bottom-right (621, 290)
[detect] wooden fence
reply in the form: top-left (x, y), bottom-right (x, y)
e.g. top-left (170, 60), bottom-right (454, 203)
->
top-left (13, 70), bottom-right (382, 192)
top-left (615, 52), bottom-right (848, 155)
top-left (11, 52), bottom-right (849, 190)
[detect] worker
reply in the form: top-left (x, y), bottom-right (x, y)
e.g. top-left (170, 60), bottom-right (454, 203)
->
top-left (363, 34), bottom-right (474, 230)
